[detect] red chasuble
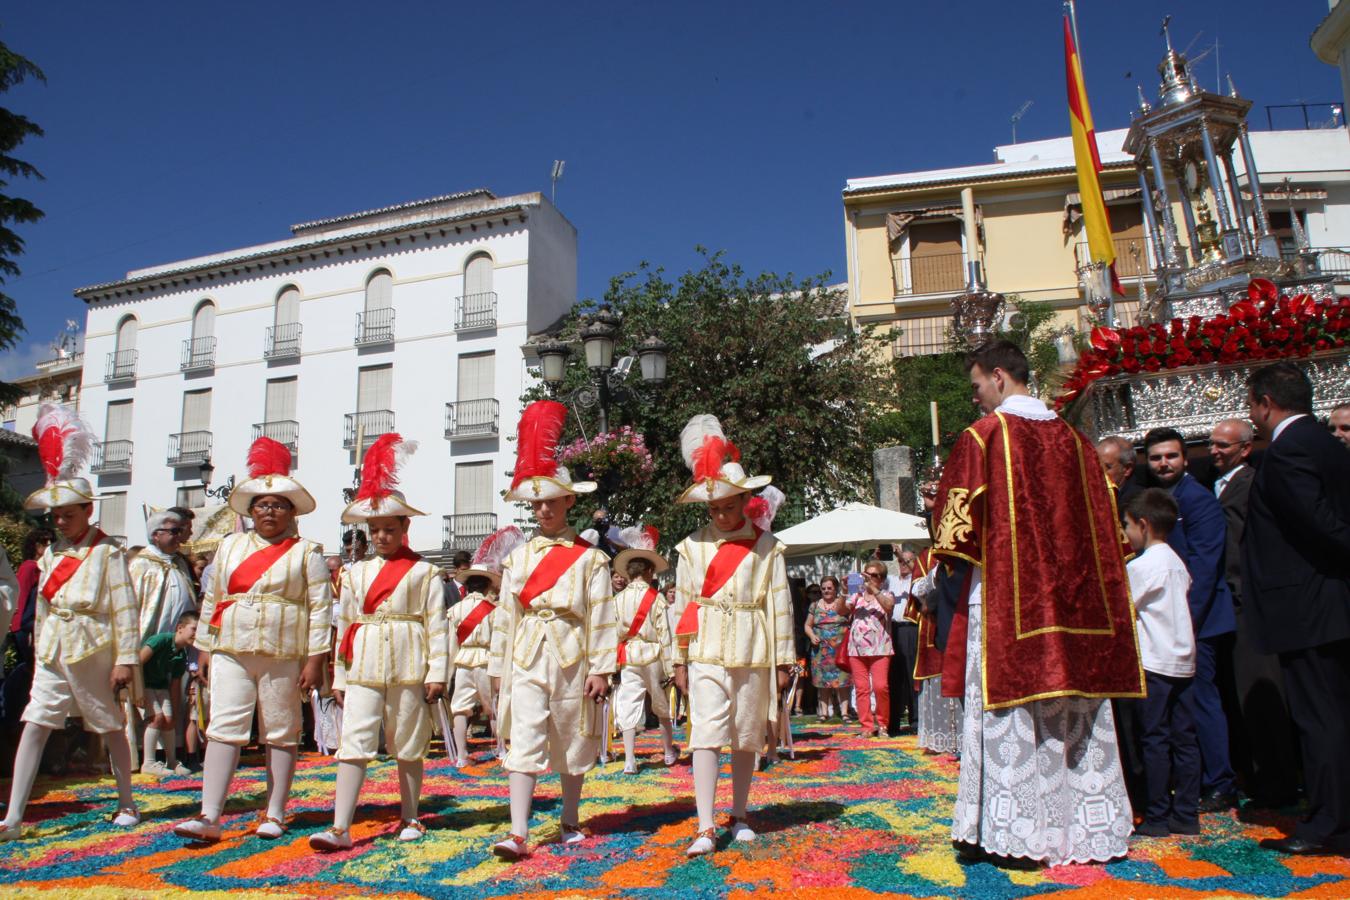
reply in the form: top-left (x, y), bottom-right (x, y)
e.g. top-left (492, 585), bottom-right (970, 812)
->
top-left (931, 409), bottom-right (1144, 709)
top-left (911, 549), bottom-right (945, 681)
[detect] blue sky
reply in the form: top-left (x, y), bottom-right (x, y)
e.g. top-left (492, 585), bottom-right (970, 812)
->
top-left (0, 0), bottom-right (1341, 378)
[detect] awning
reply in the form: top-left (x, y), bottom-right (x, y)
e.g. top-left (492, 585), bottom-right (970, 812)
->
top-left (775, 502), bottom-right (931, 557)
top-left (1245, 187), bottom-right (1327, 202)
top-left (1064, 188), bottom-right (1142, 236)
top-left (887, 205), bottom-right (981, 250)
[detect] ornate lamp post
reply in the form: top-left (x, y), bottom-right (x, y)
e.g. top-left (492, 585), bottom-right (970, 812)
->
top-left (199, 458), bottom-right (234, 502)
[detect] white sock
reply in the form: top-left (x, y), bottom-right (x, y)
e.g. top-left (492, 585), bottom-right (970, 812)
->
top-left (142, 726), bottom-right (161, 765)
top-left (3, 724), bottom-right (52, 827)
top-left (333, 760), bottom-right (367, 831)
top-left (201, 742), bottom-right (242, 822)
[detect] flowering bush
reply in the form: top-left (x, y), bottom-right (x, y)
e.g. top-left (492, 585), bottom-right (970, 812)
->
top-left (558, 426), bottom-right (656, 486)
top-left (1055, 279), bottom-right (1350, 409)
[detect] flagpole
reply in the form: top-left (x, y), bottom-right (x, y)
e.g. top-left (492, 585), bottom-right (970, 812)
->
top-left (1065, 0), bottom-right (1083, 58)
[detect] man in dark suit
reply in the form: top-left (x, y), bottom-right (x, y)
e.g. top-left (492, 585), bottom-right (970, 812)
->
top-left (1209, 418), bottom-right (1301, 807)
top-left (1244, 362), bottom-right (1350, 855)
top-left (1144, 426), bottom-right (1239, 812)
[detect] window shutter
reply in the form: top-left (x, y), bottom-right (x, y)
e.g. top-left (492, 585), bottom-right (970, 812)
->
top-left (275, 287), bottom-right (300, 326)
top-left (465, 255), bottom-right (492, 295)
top-left (105, 401), bottom-right (133, 442)
top-left (454, 461), bottom-right (492, 515)
top-left (116, 317), bottom-right (138, 352)
top-left (365, 271), bottom-right (393, 312)
top-left (357, 365), bottom-right (393, 412)
top-left (265, 377), bottom-right (298, 422)
top-left (192, 302), bottom-right (216, 340)
top-left (456, 352), bottom-right (495, 401)
top-left (181, 389), bottom-right (212, 432)
top-left (99, 493), bottom-right (127, 538)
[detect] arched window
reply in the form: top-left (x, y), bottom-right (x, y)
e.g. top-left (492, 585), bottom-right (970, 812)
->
top-left (465, 253), bottom-right (493, 296)
top-left (275, 286), bottom-right (300, 326)
top-left (183, 300), bottom-right (216, 370)
top-left (192, 300), bottom-right (216, 341)
top-left (267, 286), bottom-right (302, 358)
top-left (115, 315), bottom-right (138, 353)
top-left (365, 270), bottom-right (393, 312)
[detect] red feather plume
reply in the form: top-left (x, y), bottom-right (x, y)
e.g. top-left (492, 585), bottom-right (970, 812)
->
top-left (692, 436), bottom-right (739, 481)
top-left (643, 525), bottom-right (660, 547)
top-left (356, 433), bottom-right (403, 502)
top-left (247, 436), bottom-right (293, 478)
top-left (511, 400), bottom-right (567, 488)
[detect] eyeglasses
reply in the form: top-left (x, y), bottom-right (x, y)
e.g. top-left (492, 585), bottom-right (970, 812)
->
top-left (251, 503), bottom-right (292, 514)
top-left (152, 528), bottom-right (179, 536)
top-left (865, 571), bottom-right (885, 579)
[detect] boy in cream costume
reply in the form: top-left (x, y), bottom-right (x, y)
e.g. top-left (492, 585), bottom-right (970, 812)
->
top-left (2, 404), bottom-right (141, 840)
top-left (490, 400), bottom-right (617, 861)
top-left (611, 525), bottom-right (678, 773)
top-left (174, 437), bottom-right (332, 843)
top-left (310, 434), bottom-right (447, 850)
top-left (447, 526), bottom-right (524, 767)
top-left (671, 414), bottom-right (793, 857)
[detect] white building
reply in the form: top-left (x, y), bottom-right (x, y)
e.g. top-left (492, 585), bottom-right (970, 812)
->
top-left (74, 188), bottom-right (577, 556)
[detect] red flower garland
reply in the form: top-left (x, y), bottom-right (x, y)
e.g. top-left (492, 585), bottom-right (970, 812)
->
top-left (1055, 279), bottom-right (1350, 410)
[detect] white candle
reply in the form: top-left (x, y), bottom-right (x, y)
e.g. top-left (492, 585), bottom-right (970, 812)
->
top-left (930, 401), bottom-right (940, 447)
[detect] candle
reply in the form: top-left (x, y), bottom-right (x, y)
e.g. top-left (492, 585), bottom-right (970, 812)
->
top-left (930, 401), bottom-right (940, 447)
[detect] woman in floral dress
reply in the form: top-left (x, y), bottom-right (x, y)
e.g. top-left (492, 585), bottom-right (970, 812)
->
top-left (805, 576), bottom-right (852, 722)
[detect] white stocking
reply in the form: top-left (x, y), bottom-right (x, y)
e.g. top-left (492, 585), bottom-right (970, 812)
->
top-left (453, 714), bottom-right (469, 761)
top-left (622, 729), bottom-right (637, 767)
top-left (333, 760), bottom-right (367, 831)
top-left (693, 748), bottom-right (719, 832)
top-left (508, 771), bottom-right (536, 839)
top-left (104, 730), bottom-right (137, 810)
top-left (559, 772), bottom-right (584, 826)
top-left (659, 718), bottom-right (675, 755)
top-left (142, 725), bottom-right (161, 765)
top-left (397, 759), bottom-right (423, 821)
top-left (2, 723), bottom-right (51, 826)
top-left (201, 742), bottom-right (241, 822)
top-left (265, 745), bottom-right (297, 822)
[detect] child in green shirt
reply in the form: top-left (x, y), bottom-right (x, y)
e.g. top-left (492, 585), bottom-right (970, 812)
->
top-left (138, 611), bottom-right (197, 776)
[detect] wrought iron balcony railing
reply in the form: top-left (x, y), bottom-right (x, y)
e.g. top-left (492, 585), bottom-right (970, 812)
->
top-left (167, 430), bottom-right (212, 467)
top-left (105, 349), bottom-right (137, 383)
top-left (264, 322), bottom-right (302, 360)
top-left (1075, 237), bottom-right (1154, 279)
top-left (355, 307), bottom-right (395, 346)
top-left (444, 399), bottom-right (500, 439)
top-left (455, 291), bottom-right (498, 331)
top-left (443, 513), bottom-right (498, 552)
top-left (893, 250), bottom-right (968, 296)
top-left (343, 410), bottom-right (394, 449)
top-left (252, 420), bottom-right (299, 452)
top-left (181, 336), bottom-right (217, 372)
top-left (91, 440), bottom-right (133, 475)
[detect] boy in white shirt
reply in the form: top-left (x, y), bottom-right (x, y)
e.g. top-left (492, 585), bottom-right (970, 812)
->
top-left (1124, 488), bottom-right (1200, 837)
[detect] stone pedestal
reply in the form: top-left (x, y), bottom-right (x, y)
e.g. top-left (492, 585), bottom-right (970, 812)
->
top-left (873, 445), bottom-right (915, 515)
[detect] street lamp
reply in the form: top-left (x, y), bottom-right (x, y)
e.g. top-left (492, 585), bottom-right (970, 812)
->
top-left (536, 339), bottom-right (572, 389)
top-left (580, 310), bottom-right (619, 373)
top-left (199, 458), bottom-right (234, 502)
top-left (636, 335), bottom-right (669, 385)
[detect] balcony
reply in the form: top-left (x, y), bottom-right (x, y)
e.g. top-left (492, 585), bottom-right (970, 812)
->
top-left (181, 336), bottom-right (216, 372)
top-left (252, 420), bottom-right (299, 452)
top-left (91, 440), bottom-right (133, 475)
top-left (894, 251), bottom-right (966, 296)
top-left (456, 291), bottom-right (498, 331)
top-left (344, 410), bottom-right (394, 449)
top-left (443, 513), bottom-right (498, 552)
top-left (104, 349), bottom-right (137, 383)
top-left (355, 307), bottom-right (395, 347)
top-left (167, 430), bottom-right (212, 467)
top-left (1289, 247), bottom-right (1350, 277)
top-left (264, 322), bottom-right (302, 360)
top-left (444, 399), bottom-right (500, 439)
top-left (1075, 236), bottom-right (1154, 280)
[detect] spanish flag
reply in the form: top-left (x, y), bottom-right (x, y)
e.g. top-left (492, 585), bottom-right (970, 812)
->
top-left (1064, 13), bottom-right (1122, 295)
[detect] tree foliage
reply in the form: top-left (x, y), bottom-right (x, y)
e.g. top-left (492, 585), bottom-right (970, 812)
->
top-left (521, 251), bottom-right (895, 549)
top-left (0, 36), bottom-right (44, 409)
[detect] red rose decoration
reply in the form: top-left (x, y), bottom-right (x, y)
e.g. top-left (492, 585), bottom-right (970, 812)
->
top-left (1090, 326), bottom-right (1121, 351)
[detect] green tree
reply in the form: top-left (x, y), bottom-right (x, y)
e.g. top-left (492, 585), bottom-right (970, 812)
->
top-left (0, 36), bottom-right (44, 410)
top-left (522, 251), bottom-right (895, 549)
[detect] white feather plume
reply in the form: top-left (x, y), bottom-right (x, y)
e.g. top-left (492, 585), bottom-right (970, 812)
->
top-left (614, 525), bottom-right (657, 552)
top-left (395, 438), bottom-right (419, 467)
top-left (747, 485), bottom-right (786, 531)
top-left (32, 402), bottom-right (95, 484)
top-left (679, 414), bottom-right (725, 471)
top-left (470, 525), bottom-right (526, 575)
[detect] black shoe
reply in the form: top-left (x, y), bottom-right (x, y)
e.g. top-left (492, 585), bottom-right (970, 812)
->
top-left (1198, 790), bottom-right (1240, 813)
top-left (953, 840), bottom-right (984, 862)
top-left (1135, 821), bottom-right (1169, 837)
top-left (1260, 836), bottom-right (1332, 856)
top-left (1168, 819), bottom-right (1200, 836)
top-left (986, 852), bottom-right (1041, 870)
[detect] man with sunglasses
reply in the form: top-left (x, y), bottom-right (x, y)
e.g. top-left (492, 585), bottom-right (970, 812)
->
top-left (174, 437), bottom-right (331, 844)
top-left (131, 511), bottom-right (198, 641)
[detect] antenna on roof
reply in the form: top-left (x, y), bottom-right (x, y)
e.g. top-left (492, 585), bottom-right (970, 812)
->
top-left (550, 160), bottom-right (566, 204)
top-left (1010, 100), bottom-right (1033, 144)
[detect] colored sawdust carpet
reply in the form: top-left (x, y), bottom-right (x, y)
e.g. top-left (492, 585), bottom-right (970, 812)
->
top-left (0, 720), bottom-right (1346, 898)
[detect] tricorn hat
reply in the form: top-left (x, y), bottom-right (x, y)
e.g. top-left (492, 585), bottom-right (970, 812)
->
top-left (612, 524), bottom-right (668, 574)
top-left (504, 400), bottom-right (597, 501)
top-left (24, 403), bottom-right (98, 511)
top-left (676, 414), bottom-right (772, 504)
top-left (228, 436), bottom-right (316, 516)
top-left (341, 433), bottom-right (425, 522)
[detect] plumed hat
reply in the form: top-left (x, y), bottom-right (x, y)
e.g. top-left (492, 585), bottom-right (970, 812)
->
top-left (504, 400), bottom-right (596, 501)
top-left (457, 525), bottom-right (527, 589)
top-left (228, 436), bottom-right (316, 516)
top-left (612, 524), bottom-right (668, 575)
top-left (24, 403), bottom-right (98, 510)
top-left (744, 484), bottom-right (786, 532)
top-left (676, 414), bottom-right (772, 504)
top-left (341, 433), bottom-right (424, 522)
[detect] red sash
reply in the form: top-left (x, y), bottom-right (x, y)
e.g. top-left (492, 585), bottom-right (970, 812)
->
top-left (516, 538), bottom-right (591, 609)
top-left (338, 549), bottom-right (421, 664)
top-left (617, 585), bottom-right (659, 666)
top-left (41, 529), bottom-right (107, 601)
top-left (209, 536), bottom-right (300, 628)
top-left (455, 596), bottom-right (497, 645)
top-left (675, 528), bottom-right (761, 637)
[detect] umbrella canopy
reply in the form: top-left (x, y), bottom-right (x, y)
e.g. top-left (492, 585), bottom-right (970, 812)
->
top-left (774, 502), bottom-right (930, 557)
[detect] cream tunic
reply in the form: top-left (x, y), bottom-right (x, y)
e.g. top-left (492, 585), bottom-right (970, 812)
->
top-left (333, 556), bottom-right (448, 690)
top-left (34, 530), bottom-right (138, 667)
top-left (614, 580), bottom-right (674, 677)
top-left (196, 531), bottom-right (332, 660)
top-left (672, 523), bottom-right (793, 669)
top-left (446, 592), bottom-right (507, 670)
top-left (130, 548), bottom-right (197, 640)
